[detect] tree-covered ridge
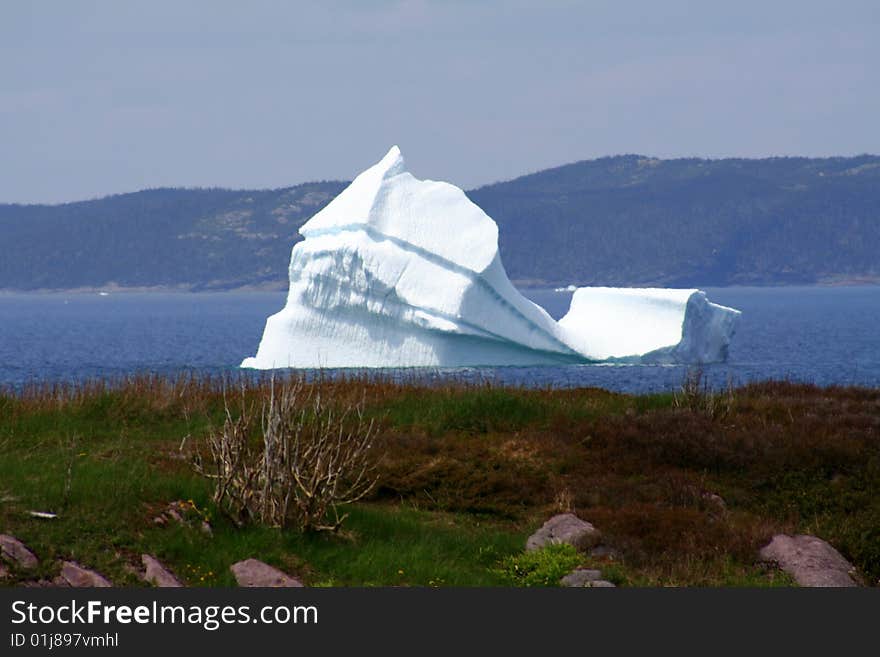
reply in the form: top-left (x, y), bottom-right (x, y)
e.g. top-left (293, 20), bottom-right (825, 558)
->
top-left (1, 154), bottom-right (878, 290)
top-left (470, 154), bottom-right (880, 286)
top-left (0, 182), bottom-right (346, 290)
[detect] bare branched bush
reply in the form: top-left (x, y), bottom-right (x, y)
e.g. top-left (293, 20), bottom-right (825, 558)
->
top-left (194, 377), bottom-right (378, 532)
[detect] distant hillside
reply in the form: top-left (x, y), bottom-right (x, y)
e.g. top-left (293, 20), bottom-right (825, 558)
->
top-left (1, 155), bottom-right (879, 290)
top-left (469, 154), bottom-right (880, 287)
top-left (0, 183), bottom-right (346, 291)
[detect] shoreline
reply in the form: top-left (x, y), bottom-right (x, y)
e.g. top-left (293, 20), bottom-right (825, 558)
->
top-left (0, 281), bottom-right (289, 295)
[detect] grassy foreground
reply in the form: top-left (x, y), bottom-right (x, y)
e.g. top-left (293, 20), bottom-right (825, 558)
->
top-left (1, 374), bottom-right (878, 587)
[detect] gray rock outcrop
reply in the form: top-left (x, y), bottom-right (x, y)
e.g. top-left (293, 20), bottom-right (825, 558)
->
top-left (560, 568), bottom-right (603, 587)
top-left (526, 513), bottom-right (601, 552)
top-left (230, 558), bottom-right (303, 587)
top-left (56, 561), bottom-right (113, 587)
top-left (560, 568), bottom-right (617, 588)
top-left (759, 534), bottom-right (858, 587)
top-left (0, 534), bottom-right (39, 569)
top-left (142, 554), bottom-right (183, 587)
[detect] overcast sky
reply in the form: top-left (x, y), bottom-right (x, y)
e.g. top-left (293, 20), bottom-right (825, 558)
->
top-left (2, 1), bottom-right (878, 204)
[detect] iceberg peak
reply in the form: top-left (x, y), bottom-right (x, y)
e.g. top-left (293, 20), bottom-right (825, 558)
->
top-left (376, 144), bottom-right (405, 178)
top-left (300, 145), bottom-right (500, 274)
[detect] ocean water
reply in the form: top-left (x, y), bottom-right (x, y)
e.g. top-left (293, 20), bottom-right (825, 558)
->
top-left (1, 286), bottom-right (879, 393)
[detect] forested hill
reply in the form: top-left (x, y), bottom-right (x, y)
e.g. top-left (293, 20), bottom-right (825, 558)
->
top-left (469, 154), bottom-right (880, 287)
top-left (2, 154), bottom-right (879, 290)
top-left (0, 182), bottom-right (347, 291)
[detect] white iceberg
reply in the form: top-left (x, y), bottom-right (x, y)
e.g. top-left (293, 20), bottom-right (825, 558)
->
top-left (241, 146), bottom-right (740, 369)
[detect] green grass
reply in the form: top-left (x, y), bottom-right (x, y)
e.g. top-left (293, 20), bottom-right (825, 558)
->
top-left (2, 375), bottom-right (878, 587)
top-left (137, 505), bottom-right (525, 587)
top-left (0, 442), bottom-right (526, 587)
top-left (0, 381), bottom-right (527, 586)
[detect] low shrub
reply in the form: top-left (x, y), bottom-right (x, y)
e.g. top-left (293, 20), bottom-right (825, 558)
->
top-left (495, 544), bottom-right (582, 587)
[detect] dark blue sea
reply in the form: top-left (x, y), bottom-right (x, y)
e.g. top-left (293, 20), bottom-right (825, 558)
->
top-left (2, 286), bottom-right (879, 393)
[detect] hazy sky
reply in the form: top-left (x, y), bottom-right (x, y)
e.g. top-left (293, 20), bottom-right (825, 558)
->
top-left (2, 1), bottom-right (878, 203)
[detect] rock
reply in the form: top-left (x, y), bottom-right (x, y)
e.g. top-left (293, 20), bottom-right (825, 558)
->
top-left (200, 521), bottom-right (213, 537)
top-left (152, 515), bottom-right (168, 526)
top-left (759, 534), bottom-right (858, 587)
top-left (526, 513), bottom-right (602, 552)
top-left (230, 559), bottom-right (303, 587)
top-left (57, 561), bottom-right (112, 587)
top-left (560, 568), bottom-right (603, 587)
top-left (142, 554), bottom-right (183, 587)
top-left (560, 568), bottom-right (617, 587)
top-left (0, 534), bottom-right (39, 569)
